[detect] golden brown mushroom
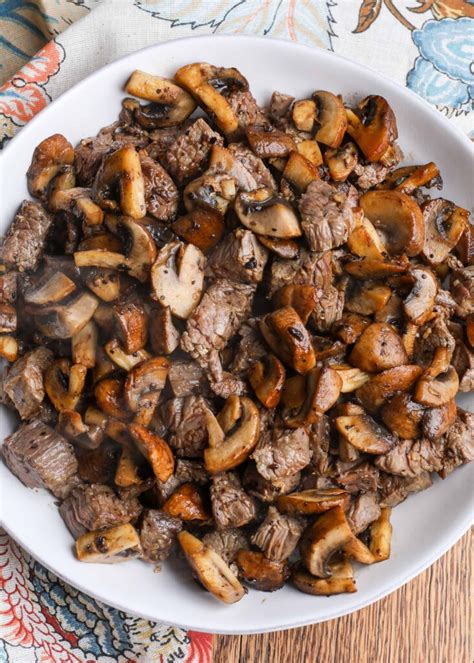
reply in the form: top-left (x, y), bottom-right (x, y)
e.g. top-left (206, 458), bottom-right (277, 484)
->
top-left (27, 134), bottom-right (74, 200)
top-left (333, 364), bottom-right (371, 393)
top-left (278, 488), bottom-right (349, 515)
top-left (344, 255), bottom-right (409, 279)
top-left (94, 145), bottom-right (146, 219)
top-left (413, 366), bottom-right (459, 407)
top-left (95, 377), bottom-right (129, 420)
top-left (129, 423), bottom-right (174, 483)
top-left (347, 216), bottom-right (387, 261)
top-left (249, 354), bottom-right (286, 409)
top-left (324, 142), bottom-right (359, 182)
top-left (284, 366), bottom-right (342, 427)
top-left (421, 199), bottom-right (469, 265)
top-left (104, 339), bottom-right (151, 371)
top-left (422, 399), bottom-right (457, 441)
top-left (45, 359), bottom-right (87, 411)
top-left (257, 236), bottom-right (299, 259)
top-left (0, 335), bottom-right (18, 362)
top-left (172, 208), bottom-right (224, 253)
top-left (291, 99), bottom-right (317, 132)
top-left (292, 557), bottom-right (357, 596)
top-left (381, 393), bottom-right (424, 439)
top-left (356, 365), bottom-right (423, 414)
top-left (299, 507), bottom-right (353, 578)
top-left (282, 152), bottom-right (320, 192)
top-left (112, 300), bottom-right (147, 354)
top-left (259, 306), bottom-right (316, 374)
top-left (403, 266), bottom-right (438, 325)
top-left (246, 128), bottom-right (296, 158)
top-left (272, 284), bottom-right (317, 325)
top-left (335, 413), bottom-right (395, 454)
top-left (149, 306), bottom-right (180, 355)
top-left (312, 91), bottom-right (348, 148)
top-left (76, 523), bottom-right (142, 563)
top-left (162, 483), bottom-right (209, 521)
top-left (125, 70), bottom-right (196, 126)
top-left (349, 322), bottom-right (408, 373)
top-left (235, 188), bottom-right (302, 239)
top-left (377, 162), bottom-right (441, 194)
top-left (235, 550), bottom-right (290, 592)
top-left (346, 96), bottom-right (397, 162)
top-left (369, 508), bottom-right (392, 562)
top-left (24, 271), bottom-right (76, 306)
top-left (35, 291), bottom-right (98, 339)
top-left (124, 357), bottom-right (169, 425)
top-left (71, 321), bottom-right (98, 368)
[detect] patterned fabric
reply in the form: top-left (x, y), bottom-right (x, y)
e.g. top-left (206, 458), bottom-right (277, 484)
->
top-left (0, 1), bottom-right (472, 660)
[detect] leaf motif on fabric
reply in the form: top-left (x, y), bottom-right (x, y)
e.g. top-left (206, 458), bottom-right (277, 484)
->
top-left (353, 0), bottom-right (382, 33)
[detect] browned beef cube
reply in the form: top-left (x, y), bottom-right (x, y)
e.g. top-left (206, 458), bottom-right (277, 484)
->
top-left (163, 118), bottom-right (223, 183)
top-left (251, 506), bottom-right (304, 561)
top-left (139, 509), bottom-right (182, 562)
top-left (207, 229), bottom-right (268, 284)
top-left (210, 472), bottom-right (257, 530)
top-left (0, 201), bottom-right (52, 272)
top-left (3, 347), bottom-right (53, 419)
top-left (160, 396), bottom-right (210, 458)
top-left (139, 152), bottom-right (178, 222)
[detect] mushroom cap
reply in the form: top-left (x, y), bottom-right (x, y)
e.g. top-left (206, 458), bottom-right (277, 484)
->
top-left (421, 198), bottom-right (469, 265)
top-left (35, 291), bottom-right (99, 339)
top-left (349, 322), bottom-right (408, 373)
top-left (235, 188), bottom-right (302, 239)
top-left (312, 90), bottom-right (348, 148)
top-left (27, 133), bottom-right (74, 200)
top-left (125, 70), bottom-right (196, 127)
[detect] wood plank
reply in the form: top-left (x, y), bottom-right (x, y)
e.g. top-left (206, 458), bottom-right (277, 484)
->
top-left (214, 529), bottom-right (472, 663)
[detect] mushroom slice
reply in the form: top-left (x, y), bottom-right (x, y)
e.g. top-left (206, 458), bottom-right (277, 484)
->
top-left (285, 366), bottom-right (342, 427)
top-left (76, 524), bottom-right (142, 564)
top-left (356, 365), bottom-right (423, 414)
top-left (151, 241), bottom-right (205, 319)
top-left (119, 217), bottom-right (157, 282)
top-left (333, 364), bottom-right (371, 393)
top-left (125, 70), bottom-right (196, 126)
top-left (249, 354), bottom-right (286, 409)
top-left (48, 165), bottom-right (76, 208)
top-left (150, 306), bottom-right (180, 355)
top-left (455, 223), bottom-right (474, 266)
top-left (403, 266), bottom-right (438, 325)
top-left (83, 268), bottom-right (121, 302)
top-left (278, 488), bottom-right (349, 515)
top-left (421, 199), bottom-right (469, 265)
top-left (257, 236), bottom-right (299, 260)
top-left (347, 216), bottom-right (387, 261)
top-left (296, 139), bottom-right (324, 167)
top-left (346, 96), bottom-right (397, 162)
top-left (115, 447), bottom-right (143, 488)
top-left (272, 284), bottom-right (317, 325)
top-left (292, 99), bottom-right (317, 132)
top-left (283, 152), bottom-right (319, 192)
top-left (216, 394), bottom-right (242, 434)
top-left (162, 483), bottom-right (209, 521)
top-left (24, 271), bottom-right (76, 305)
top-left (71, 321), bottom-right (98, 368)
top-left (204, 396), bottom-right (260, 474)
top-left (312, 91), bottom-right (347, 148)
top-left (369, 507), bottom-right (392, 562)
top-left (94, 145), bottom-right (146, 219)
top-left (324, 142), bottom-right (358, 182)
top-left (381, 393), bottom-right (424, 439)
top-left (172, 208), bottom-right (224, 253)
top-left (345, 282), bottom-right (392, 316)
top-left (95, 378), bottom-right (129, 421)
top-left (259, 306), bottom-right (316, 374)
top-left (183, 173), bottom-right (237, 215)
top-left (175, 63), bottom-right (248, 137)
top-left (344, 255), bottom-right (409, 279)
top-left (129, 423), bottom-right (174, 482)
top-left (378, 162), bottom-right (441, 193)
top-left (45, 359), bottom-right (87, 412)
top-left (349, 322), bottom-right (408, 373)
top-left (78, 232), bottom-right (124, 252)
top-left (292, 558), bottom-right (356, 595)
top-left (299, 506), bottom-right (354, 578)
top-left (422, 399), bottom-right (457, 441)
top-left (27, 134), bottom-right (74, 200)
top-left (359, 190), bottom-right (424, 257)
top-left (92, 347), bottom-right (115, 383)
top-left (336, 414), bottom-right (395, 454)
top-left (246, 129), bottom-right (296, 158)
top-left (0, 335), bottom-right (18, 362)
top-left (104, 339), bottom-right (151, 371)
top-left (235, 550), bottom-right (290, 592)
top-left (235, 188), bottom-right (302, 239)
top-left (178, 530), bottom-right (245, 604)
top-left (51, 188), bottom-right (104, 226)
top-left (113, 300), bottom-right (147, 354)
top-left (281, 374), bottom-right (306, 410)
top-left (413, 366), bottom-right (459, 407)
top-left (35, 292), bottom-right (98, 339)
top-left (74, 250), bottom-right (129, 271)
top-left (124, 357), bottom-right (169, 425)
top-left (334, 313), bottom-right (371, 344)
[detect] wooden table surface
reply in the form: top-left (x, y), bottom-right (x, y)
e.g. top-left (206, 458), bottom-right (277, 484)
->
top-left (214, 528), bottom-right (472, 663)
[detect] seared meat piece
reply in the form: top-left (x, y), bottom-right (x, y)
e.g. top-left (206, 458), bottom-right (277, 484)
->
top-left (160, 396), bottom-right (210, 457)
top-left (375, 439), bottom-right (443, 477)
top-left (440, 411), bottom-right (474, 477)
top-left (268, 92), bottom-right (294, 126)
top-left (308, 416), bottom-right (331, 476)
top-left (146, 125), bottom-right (182, 162)
top-left (252, 427), bottom-right (311, 481)
top-left (0, 271), bottom-right (17, 304)
top-left (203, 528), bottom-right (249, 574)
top-left (378, 471), bottom-right (433, 508)
top-left (311, 280), bottom-right (345, 333)
top-left (346, 493), bottom-right (381, 534)
top-left (139, 509), bottom-right (182, 562)
top-left (210, 472), bottom-right (257, 530)
top-left (227, 89), bottom-right (269, 133)
top-left (59, 483), bottom-right (142, 539)
top-left (244, 463), bottom-right (301, 502)
top-left (352, 162), bottom-right (388, 190)
top-left (450, 266), bottom-right (474, 319)
top-left (155, 458), bottom-right (209, 503)
top-left (168, 360), bottom-right (210, 398)
top-left (299, 180), bottom-right (357, 252)
top-left (414, 316), bottom-right (455, 368)
top-left (180, 278), bottom-right (255, 367)
top-left (334, 462), bottom-right (380, 494)
top-left (3, 347), bottom-right (53, 419)
top-left (207, 353), bottom-right (247, 399)
top-left (207, 229), bottom-right (269, 284)
top-left (269, 248), bottom-right (334, 297)
top-left (163, 118), bottom-right (223, 183)
top-left (2, 420), bottom-right (79, 499)
top-left (228, 320), bottom-right (267, 377)
top-left (251, 506), bottom-right (304, 561)
top-left (228, 143), bottom-right (276, 189)
top-left (0, 201), bottom-right (52, 272)
top-left (139, 152), bottom-right (178, 222)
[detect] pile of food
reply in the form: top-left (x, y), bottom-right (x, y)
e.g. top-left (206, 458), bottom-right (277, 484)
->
top-left (0, 63), bottom-right (472, 604)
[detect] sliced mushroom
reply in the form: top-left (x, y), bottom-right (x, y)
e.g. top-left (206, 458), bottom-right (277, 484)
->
top-left (178, 530), bottom-right (245, 604)
top-left (312, 91), bottom-right (347, 148)
top-left (246, 128), bottom-right (296, 159)
top-left (83, 268), bottom-right (121, 302)
top-left (369, 507), bottom-right (392, 562)
top-left (455, 222), bottom-right (474, 266)
top-left (235, 188), bottom-right (302, 239)
top-left (249, 354), bottom-right (286, 409)
top-left (344, 282), bottom-right (392, 316)
top-left (292, 99), bottom-right (317, 132)
top-left (162, 483), bottom-right (209, 521)
top-left (272, 284), bottom-right (317, 325)
top-left (24, 271), bottom-right (76, 306)
top-left (257, 236), bottom-right (299, 259)
top-left (94, 145), bottom-right (146, 219)
top-left (27, 134), bottom-right (74, 200)
top-left (324, 142), bottom-right (358, 182)
top-left (76, 523), bottom-right (142, 563)
top-left (114, 447), bottom-right (143, 488)
top-left (282, 152), bottom-right (319, 192)
top-left (204, 396), bottom-right (260, 474)
top-left (48, 165), bottom-right (76, 209)
top-left (421, 199), bottom-right (469, 265)
top-left (124, 357), bottom-right (169, 425)
top-left (296, 139), bottom-right (323, 167)
top-left (336, 414), bottom-right (395, 454)
top-left (151, 241), bottom-right (205, 319)
top-left (278, 488), bottom-right (349, 515)
top-left (333, 364), bottom-right (371, 393)
top-left (334, 313), bottom-right (371, 344)
top-left (113, 300), bottom-right (147, 354)
top-left (403, 266), bottom-right (438, 325)
top-left (104, 339), bottom-right (151, 371)
top-left (149, 306), bottom-right (180, 355)
top-left (378, 162), bottom-right (441, 193)
top-left (125, 70), bottom-right (196, 126)
top-left (284, 366), bottom-right (342, 427)
top-left (413, 365), bottom-right (459, 407)
top-left (71, 320), bottom-right (97, 368)
top-left (92, 347), bottom-right (115, 383)
top-left (422, 399), bottom-right (457, 441)
top-left (311, 336), bottom-right (346, 363)
top-left (172, 208), bottom-right (224, 253)
top-left (347, 216), bottom-right (387, 260)
top-left (346, 96), bottom-right (397, 162)
top-left (235, 550), bottom-right (290, 592)
top-left (35, 292), bottom-right (98, 339)
top-left (129, 422), bottom-right (174, 482)
top-left (57, 409), bottom-right (104, 449)
top-left (175, 63), bottom-right (248, 138)
top-left (79, 232), bottom-right (124, 253)
top-left (299, 506), bottom-right (354, 577)
top-left (356, 365), bottom-right (423, 414)
top-left (45, 359), bottom-right (87, 411)
top-left (349, 322), bottom-right (408, 373)
top-left (259, 306), bottom-right (316, 374)
top-left (292, 557), bottom-right (356, 595)
top-left (344, 255), bottom-right (409, 279)
top-left (95, 377), bottom-right (129, 420)
top-left (381, 393), bottom-right (424, 439)
top-left (280, 374), bottom-right (306, 410)
top-left (0, 335), bottom-right (18, 362)
top-left (51, 188), bottom-right (104, 226)
top-left (183, 172), bottom-right (237, 215)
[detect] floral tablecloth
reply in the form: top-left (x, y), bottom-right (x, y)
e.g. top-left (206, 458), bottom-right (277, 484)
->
top-left (0, 1), bottom-right (473, 661)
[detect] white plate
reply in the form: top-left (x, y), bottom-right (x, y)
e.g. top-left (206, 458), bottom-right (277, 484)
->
top-left (0, 35), bottom-right (473, 635)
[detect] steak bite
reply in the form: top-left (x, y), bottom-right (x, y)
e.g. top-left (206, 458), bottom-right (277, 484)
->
top-left (167, 360), bottom-right (210, 398)
top-left (160, 396), bottom-right (210, 458)
top-left (207, 229), bottom-right (269, 284)
top-left (269, 248), bottom-right (334, 296)
top-left (2, 420), bottom-right (79, 499)
top-left (202, 528), bottom-right (249, 573)
top-left (346, 493), bottom-right (381, 535)
top-left (210, 472), bottom-right (257, 530)
top-left (162, 117), bottom-right (223, 183)
top-left (252, 427), bottom-right (311, 481)
top-left (59, 483), bottom-right (142, 539)
top-left (378, 471), bottom-right (433, 508)
top-left (251, 506), bottom-right (304, 561)
top-left (139, 152), bottom-right (178, 221)
top-left (3, 347), bottom-right (53, 419)
top-left (138, 509), bottom-right (182, 562)
top-left (228, 143), bottom-right (276, 190)
top-left (0, 201), bottom-right (53, 272)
